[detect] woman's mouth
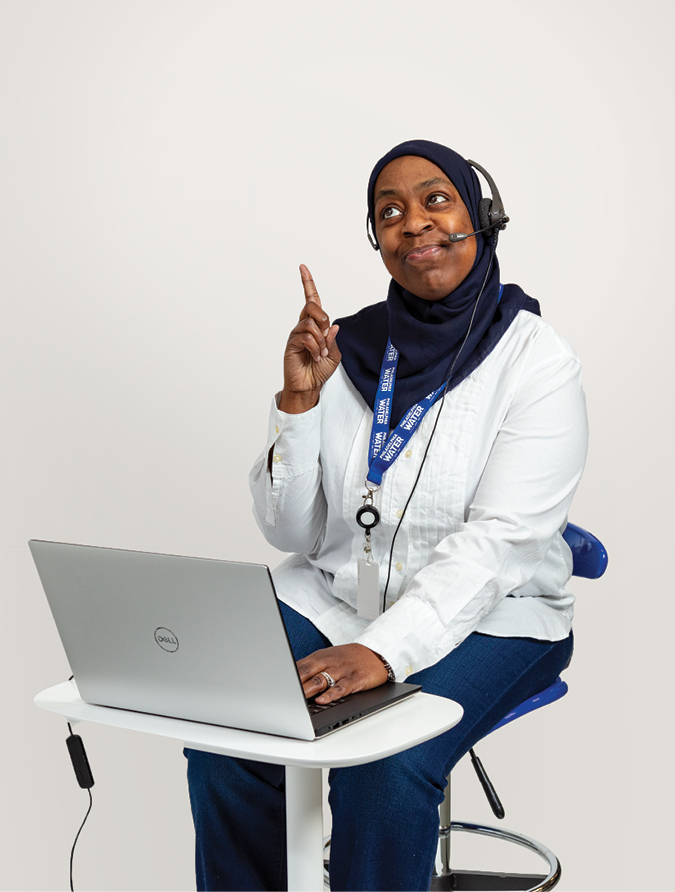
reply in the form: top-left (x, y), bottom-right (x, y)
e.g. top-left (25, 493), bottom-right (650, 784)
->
top-left (404, 244), bottom-right (446, 263)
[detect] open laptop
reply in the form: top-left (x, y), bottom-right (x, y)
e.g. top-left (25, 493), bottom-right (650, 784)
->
top-left (29, 540), bottom-right (420, 740)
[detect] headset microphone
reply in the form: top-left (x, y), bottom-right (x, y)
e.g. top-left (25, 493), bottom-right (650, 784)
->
top-left (447, 219), bottom-right (509, 242)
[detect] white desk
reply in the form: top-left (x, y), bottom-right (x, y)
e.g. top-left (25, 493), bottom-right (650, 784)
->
top-left (36, 681), bottom-right (463, 890)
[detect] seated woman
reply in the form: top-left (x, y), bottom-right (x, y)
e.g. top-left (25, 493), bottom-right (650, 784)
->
top-left (185, 139), bottom-right (587, 892)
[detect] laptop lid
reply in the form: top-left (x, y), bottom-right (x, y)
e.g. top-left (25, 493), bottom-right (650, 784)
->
top-left (30, 540), bottom-right (318, 740)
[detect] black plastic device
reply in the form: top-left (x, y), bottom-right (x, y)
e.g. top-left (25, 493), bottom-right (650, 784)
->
top-left (66, 732), bottom-right (95, 789)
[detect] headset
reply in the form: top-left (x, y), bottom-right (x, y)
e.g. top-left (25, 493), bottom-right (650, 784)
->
top-left (366, 159), bottom-right (509, 251)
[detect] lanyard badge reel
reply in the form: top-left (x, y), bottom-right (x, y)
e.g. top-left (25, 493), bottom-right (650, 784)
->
top-left (356, 482), bottom-right (381, 621)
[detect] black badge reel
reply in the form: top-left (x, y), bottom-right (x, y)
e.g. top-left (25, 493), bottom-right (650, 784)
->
top-left (356, 503), bottom-right (380, 532)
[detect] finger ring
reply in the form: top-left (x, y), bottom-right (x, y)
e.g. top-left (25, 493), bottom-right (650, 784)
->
top-left (320, 671), bottom-right (336, 687)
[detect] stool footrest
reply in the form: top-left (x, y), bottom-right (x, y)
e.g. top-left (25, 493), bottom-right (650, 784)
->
top-left (432, 821), bottom-right (561, 892)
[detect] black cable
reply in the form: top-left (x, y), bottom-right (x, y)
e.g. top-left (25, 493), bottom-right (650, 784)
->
top-left (69, 787), bottom-right (93, 892)
top-left (381, 242), bottom-right (497, 606)
top-left (66, 720), bottom-right (95, 892)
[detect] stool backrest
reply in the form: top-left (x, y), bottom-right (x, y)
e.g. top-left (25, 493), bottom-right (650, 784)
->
top-left (563, 522), bottom-right (608, 579)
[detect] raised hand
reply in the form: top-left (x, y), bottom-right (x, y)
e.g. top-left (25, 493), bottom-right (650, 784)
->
top-left (279, 265), bottom-right (341, 413)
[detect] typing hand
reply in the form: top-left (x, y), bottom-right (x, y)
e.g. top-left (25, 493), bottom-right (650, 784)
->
top-left (297, 643), bottom-right (389, 705)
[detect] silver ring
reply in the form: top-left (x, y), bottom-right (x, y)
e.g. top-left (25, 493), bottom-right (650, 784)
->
top-left (320, 671), bottom-right (336, 687)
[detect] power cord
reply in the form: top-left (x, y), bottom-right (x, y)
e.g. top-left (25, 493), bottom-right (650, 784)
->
top-left (66, 719), bottom-right (95, 892)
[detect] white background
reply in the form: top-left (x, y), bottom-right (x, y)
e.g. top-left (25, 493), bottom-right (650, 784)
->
top-left (1, 1), bottom-right (673, 889)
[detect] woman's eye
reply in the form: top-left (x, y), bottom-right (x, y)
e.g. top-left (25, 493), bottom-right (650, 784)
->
top-left (382, 206), bottom-right (402, 219)
top-left (428, 193), bottom-right (448, 206)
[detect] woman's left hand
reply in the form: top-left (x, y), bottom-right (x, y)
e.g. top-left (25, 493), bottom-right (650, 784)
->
top-left (297, 643), bottom-right (389, 705)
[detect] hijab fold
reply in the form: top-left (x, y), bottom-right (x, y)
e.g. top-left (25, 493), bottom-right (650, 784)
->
top-left (335, 140), bottom-right (540, 427)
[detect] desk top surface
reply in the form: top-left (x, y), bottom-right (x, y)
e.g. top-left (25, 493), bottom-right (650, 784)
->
top-left (35, 680), bottom-right (463, 768)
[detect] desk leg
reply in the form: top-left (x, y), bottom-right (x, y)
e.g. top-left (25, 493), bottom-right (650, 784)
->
top-left (285, 765), bottom-right (324, 891)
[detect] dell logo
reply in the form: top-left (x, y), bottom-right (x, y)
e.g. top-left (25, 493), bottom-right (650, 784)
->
top-left (154, 627), bottom-right (179, 652)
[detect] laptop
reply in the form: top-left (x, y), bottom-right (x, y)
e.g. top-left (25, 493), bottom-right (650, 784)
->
top-left (29, 540), bottom-right (420, 740)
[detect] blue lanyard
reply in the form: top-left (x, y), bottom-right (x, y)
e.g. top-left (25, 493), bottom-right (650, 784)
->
top-left (366, 285), bottom-right (503, 488)
top-left (366, 341), bottom-right (445, 486)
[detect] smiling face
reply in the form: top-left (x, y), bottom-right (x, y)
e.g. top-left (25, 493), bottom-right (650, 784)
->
top-left (373, 155), bottom-right (477, 301)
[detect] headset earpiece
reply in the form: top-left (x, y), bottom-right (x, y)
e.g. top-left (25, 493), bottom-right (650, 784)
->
top-left (468, 159), bottom-right (509, 237)
top-left (478, 197), bottom-right (493, 234)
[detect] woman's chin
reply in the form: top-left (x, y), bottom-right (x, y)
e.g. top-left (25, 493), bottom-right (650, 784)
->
top-left (403, 277), bottom-right (459, 302)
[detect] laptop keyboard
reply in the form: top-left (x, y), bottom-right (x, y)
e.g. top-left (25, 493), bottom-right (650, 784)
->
top-left (308, 696), bottom-right (348, 715)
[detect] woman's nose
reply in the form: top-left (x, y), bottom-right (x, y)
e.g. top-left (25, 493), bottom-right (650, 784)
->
top-left (403, 203), bottom-right (432, 236)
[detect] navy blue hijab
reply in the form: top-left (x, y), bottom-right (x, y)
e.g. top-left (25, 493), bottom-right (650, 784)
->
top-left (335, 140), bottom-right (540, 426)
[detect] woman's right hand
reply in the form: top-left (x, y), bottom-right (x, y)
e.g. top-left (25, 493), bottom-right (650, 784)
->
top-left (279, 265), bottom-right (341, 413)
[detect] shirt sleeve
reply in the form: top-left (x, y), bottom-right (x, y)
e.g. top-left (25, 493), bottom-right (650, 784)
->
top-left (249, 395), bottom-right (328, 555)
top-left (354, 353), bottom-right (588, 679)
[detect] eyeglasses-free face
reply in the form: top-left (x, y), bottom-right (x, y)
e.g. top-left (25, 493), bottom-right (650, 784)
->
top-left (373, 155), bottom-right (477, 302)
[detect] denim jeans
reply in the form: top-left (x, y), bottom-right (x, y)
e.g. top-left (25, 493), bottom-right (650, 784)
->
top-left (185, 601), bottom-right (573, 891)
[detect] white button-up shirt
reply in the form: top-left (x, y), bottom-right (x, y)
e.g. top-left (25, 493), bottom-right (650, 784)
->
top-left (249, 311), bottom-right (588, 681)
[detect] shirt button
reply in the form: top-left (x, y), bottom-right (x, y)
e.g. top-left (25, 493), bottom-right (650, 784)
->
top-left (405, 449), bottom-right (412, 458)
top-left (405, 665), bottom-right (413, 676)
top-left (395, 562), bottom-right (403, 572)
top-left (395, 509), bottom-right (403, 518)
top-left (275, 425), bottom-right (280, 434)
top-left (273, 454), bottom-right (282, 463)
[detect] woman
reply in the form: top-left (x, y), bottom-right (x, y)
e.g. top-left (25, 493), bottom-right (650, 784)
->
top-left (186, 140), bottom-right (587, 891)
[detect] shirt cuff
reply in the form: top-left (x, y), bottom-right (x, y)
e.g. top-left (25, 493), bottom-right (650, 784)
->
top-left (354, 595), bottom-right (450, 681)
top-left (268, 393), bottom-right (322, 478)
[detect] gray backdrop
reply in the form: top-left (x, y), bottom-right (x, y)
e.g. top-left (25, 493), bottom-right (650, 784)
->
top-left (1, 1), bottom-right (672, 889)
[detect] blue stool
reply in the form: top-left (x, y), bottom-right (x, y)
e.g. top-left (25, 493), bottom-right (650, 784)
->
top-left (432, 522), bottom-right (608, 891)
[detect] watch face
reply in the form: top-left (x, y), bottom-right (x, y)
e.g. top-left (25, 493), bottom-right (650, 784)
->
top-left (356, 505), bottom-right (380, 530)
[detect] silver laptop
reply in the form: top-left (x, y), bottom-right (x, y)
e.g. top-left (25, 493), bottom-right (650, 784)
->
top-left (29, 540), bottom-right (420, 740)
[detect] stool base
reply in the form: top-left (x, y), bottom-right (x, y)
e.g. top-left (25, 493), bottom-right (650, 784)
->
top-left (431, 869), bottom-right (548, 891)
top-left (431, 821), bottom-right (561, 892)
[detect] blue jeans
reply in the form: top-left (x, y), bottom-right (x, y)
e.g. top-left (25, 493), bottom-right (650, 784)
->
top-left (185, 602), bottom-right (573, 891)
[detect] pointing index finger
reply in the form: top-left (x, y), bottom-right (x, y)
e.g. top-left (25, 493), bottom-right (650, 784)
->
top-left (299, 263), bottom-right (322, 308)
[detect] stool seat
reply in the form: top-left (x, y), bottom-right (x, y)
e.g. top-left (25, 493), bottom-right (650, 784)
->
top-left (489, 677), bottom-right (568, 736)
